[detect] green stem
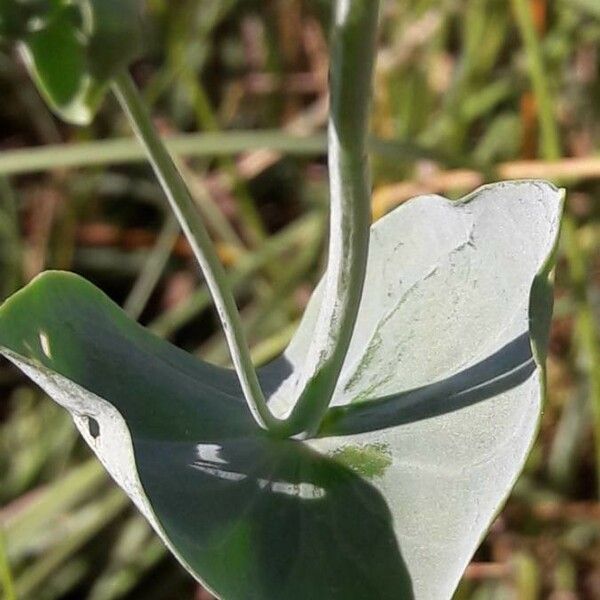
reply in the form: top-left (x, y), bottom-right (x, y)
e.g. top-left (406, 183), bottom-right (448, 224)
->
top-left (202, 219), bottom-right (324, 365)
top-left (148, 212), bottom-right (321, 339)
top-left (0, 133), bottom-right (446, 177)
top-left (177, 59), bottom-right (269, 247)
top-left (112, 72), bottom-right (282, 433)
top-left (281, 0), bottom-right (380, 437)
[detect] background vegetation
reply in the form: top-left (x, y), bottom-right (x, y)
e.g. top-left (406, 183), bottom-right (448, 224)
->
top-left (0, 0), bottom-right (599, 598)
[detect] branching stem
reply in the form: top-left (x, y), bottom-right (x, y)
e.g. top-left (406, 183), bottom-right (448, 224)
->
top-left (113, 72), bottom-right (283, 433)
top-left (113, 0), bottom-right (380, 439)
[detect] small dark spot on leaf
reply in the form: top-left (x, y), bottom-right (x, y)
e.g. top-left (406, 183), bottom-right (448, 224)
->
top-left (87, 417), bottom-right (100, 439)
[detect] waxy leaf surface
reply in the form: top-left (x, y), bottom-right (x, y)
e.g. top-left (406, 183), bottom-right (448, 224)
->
top-left (0, 181), bottom-right (563, 599)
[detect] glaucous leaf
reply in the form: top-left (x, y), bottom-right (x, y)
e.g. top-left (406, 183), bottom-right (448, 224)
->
top-left (0, 181), bottom-right (563, 599)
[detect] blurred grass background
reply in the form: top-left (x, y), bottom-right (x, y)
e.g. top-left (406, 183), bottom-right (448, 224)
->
top-left (0, 0), bottom-right (599, 598)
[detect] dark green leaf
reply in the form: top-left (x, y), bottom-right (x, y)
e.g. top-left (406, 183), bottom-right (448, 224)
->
top-left (21, 7), bottom-right (100, 125)
top-left (0, 273), bottom-right (412, 600)
top-left (3, 0), bottom-right (141, 124)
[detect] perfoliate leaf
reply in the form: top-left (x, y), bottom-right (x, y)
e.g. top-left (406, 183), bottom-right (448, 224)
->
top-left (0, 181), bottom-right (563, 599)
top-left (2, 0), bottom-right (141, 124)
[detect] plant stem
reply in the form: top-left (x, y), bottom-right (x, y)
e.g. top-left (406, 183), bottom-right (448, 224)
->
top-left (176, 57), bottom-right (269, 247)
top-left (112, 72), bottom-right (281, 433)
top-left (148, 212), bottom-right (321, 339)
top-left (281, 0), bottom-right (380, 437)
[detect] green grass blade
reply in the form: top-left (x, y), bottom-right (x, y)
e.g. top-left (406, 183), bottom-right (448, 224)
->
top-left (0, 132), bottom-right (326, 176)
top-left (511, 0), bottom-right (600, 497)
top-left (0, 528), bottom-right (16, 600)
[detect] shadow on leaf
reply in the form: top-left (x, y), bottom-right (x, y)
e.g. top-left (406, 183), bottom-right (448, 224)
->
top-left (318, 332), bottom-right (535, 437)
top-left (136, 435), bottom-right (414, 600)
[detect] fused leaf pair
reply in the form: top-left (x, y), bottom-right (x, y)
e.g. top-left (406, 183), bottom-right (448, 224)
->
top-left (0, 0), bottom-right (140, 124)
top-left (0, 182), bottom-right (564, 599)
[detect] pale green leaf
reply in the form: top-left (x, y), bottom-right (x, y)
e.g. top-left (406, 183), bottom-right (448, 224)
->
top-left (272, 180), bottom-right (564, 598)
top-left (0, 180), bottom-right (563, 599)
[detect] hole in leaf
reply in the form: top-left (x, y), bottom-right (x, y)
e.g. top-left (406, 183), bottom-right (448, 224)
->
top-left (87, 416), bottom-right (100, 439)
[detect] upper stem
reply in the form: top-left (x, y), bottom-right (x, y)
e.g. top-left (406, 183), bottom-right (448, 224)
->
top-left (112, 0), bottom-right (380, 439)
top-left (282, 0), bottom-right (380, 438)
top-left (112, 72), bottom-right (283, 433)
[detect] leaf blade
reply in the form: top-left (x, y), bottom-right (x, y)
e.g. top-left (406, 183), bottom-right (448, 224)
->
top-left (0, 272), bottom-right (412, 599)
top-left (0, 180), bottom-right (564, 599)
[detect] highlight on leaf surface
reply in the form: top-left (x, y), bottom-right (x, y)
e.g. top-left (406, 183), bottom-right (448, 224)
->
top-left (0, 181), bottom-right (564, 599)
top-left (0, 0), bottom-right (141, 124)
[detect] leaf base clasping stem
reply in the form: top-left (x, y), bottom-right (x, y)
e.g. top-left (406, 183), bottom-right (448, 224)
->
top-left (281, 0), bottom-right (380, 438)
top-left (113, 72), bottom-right (284, 435)
top-left (112, 0), bottom-right (380, 440)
